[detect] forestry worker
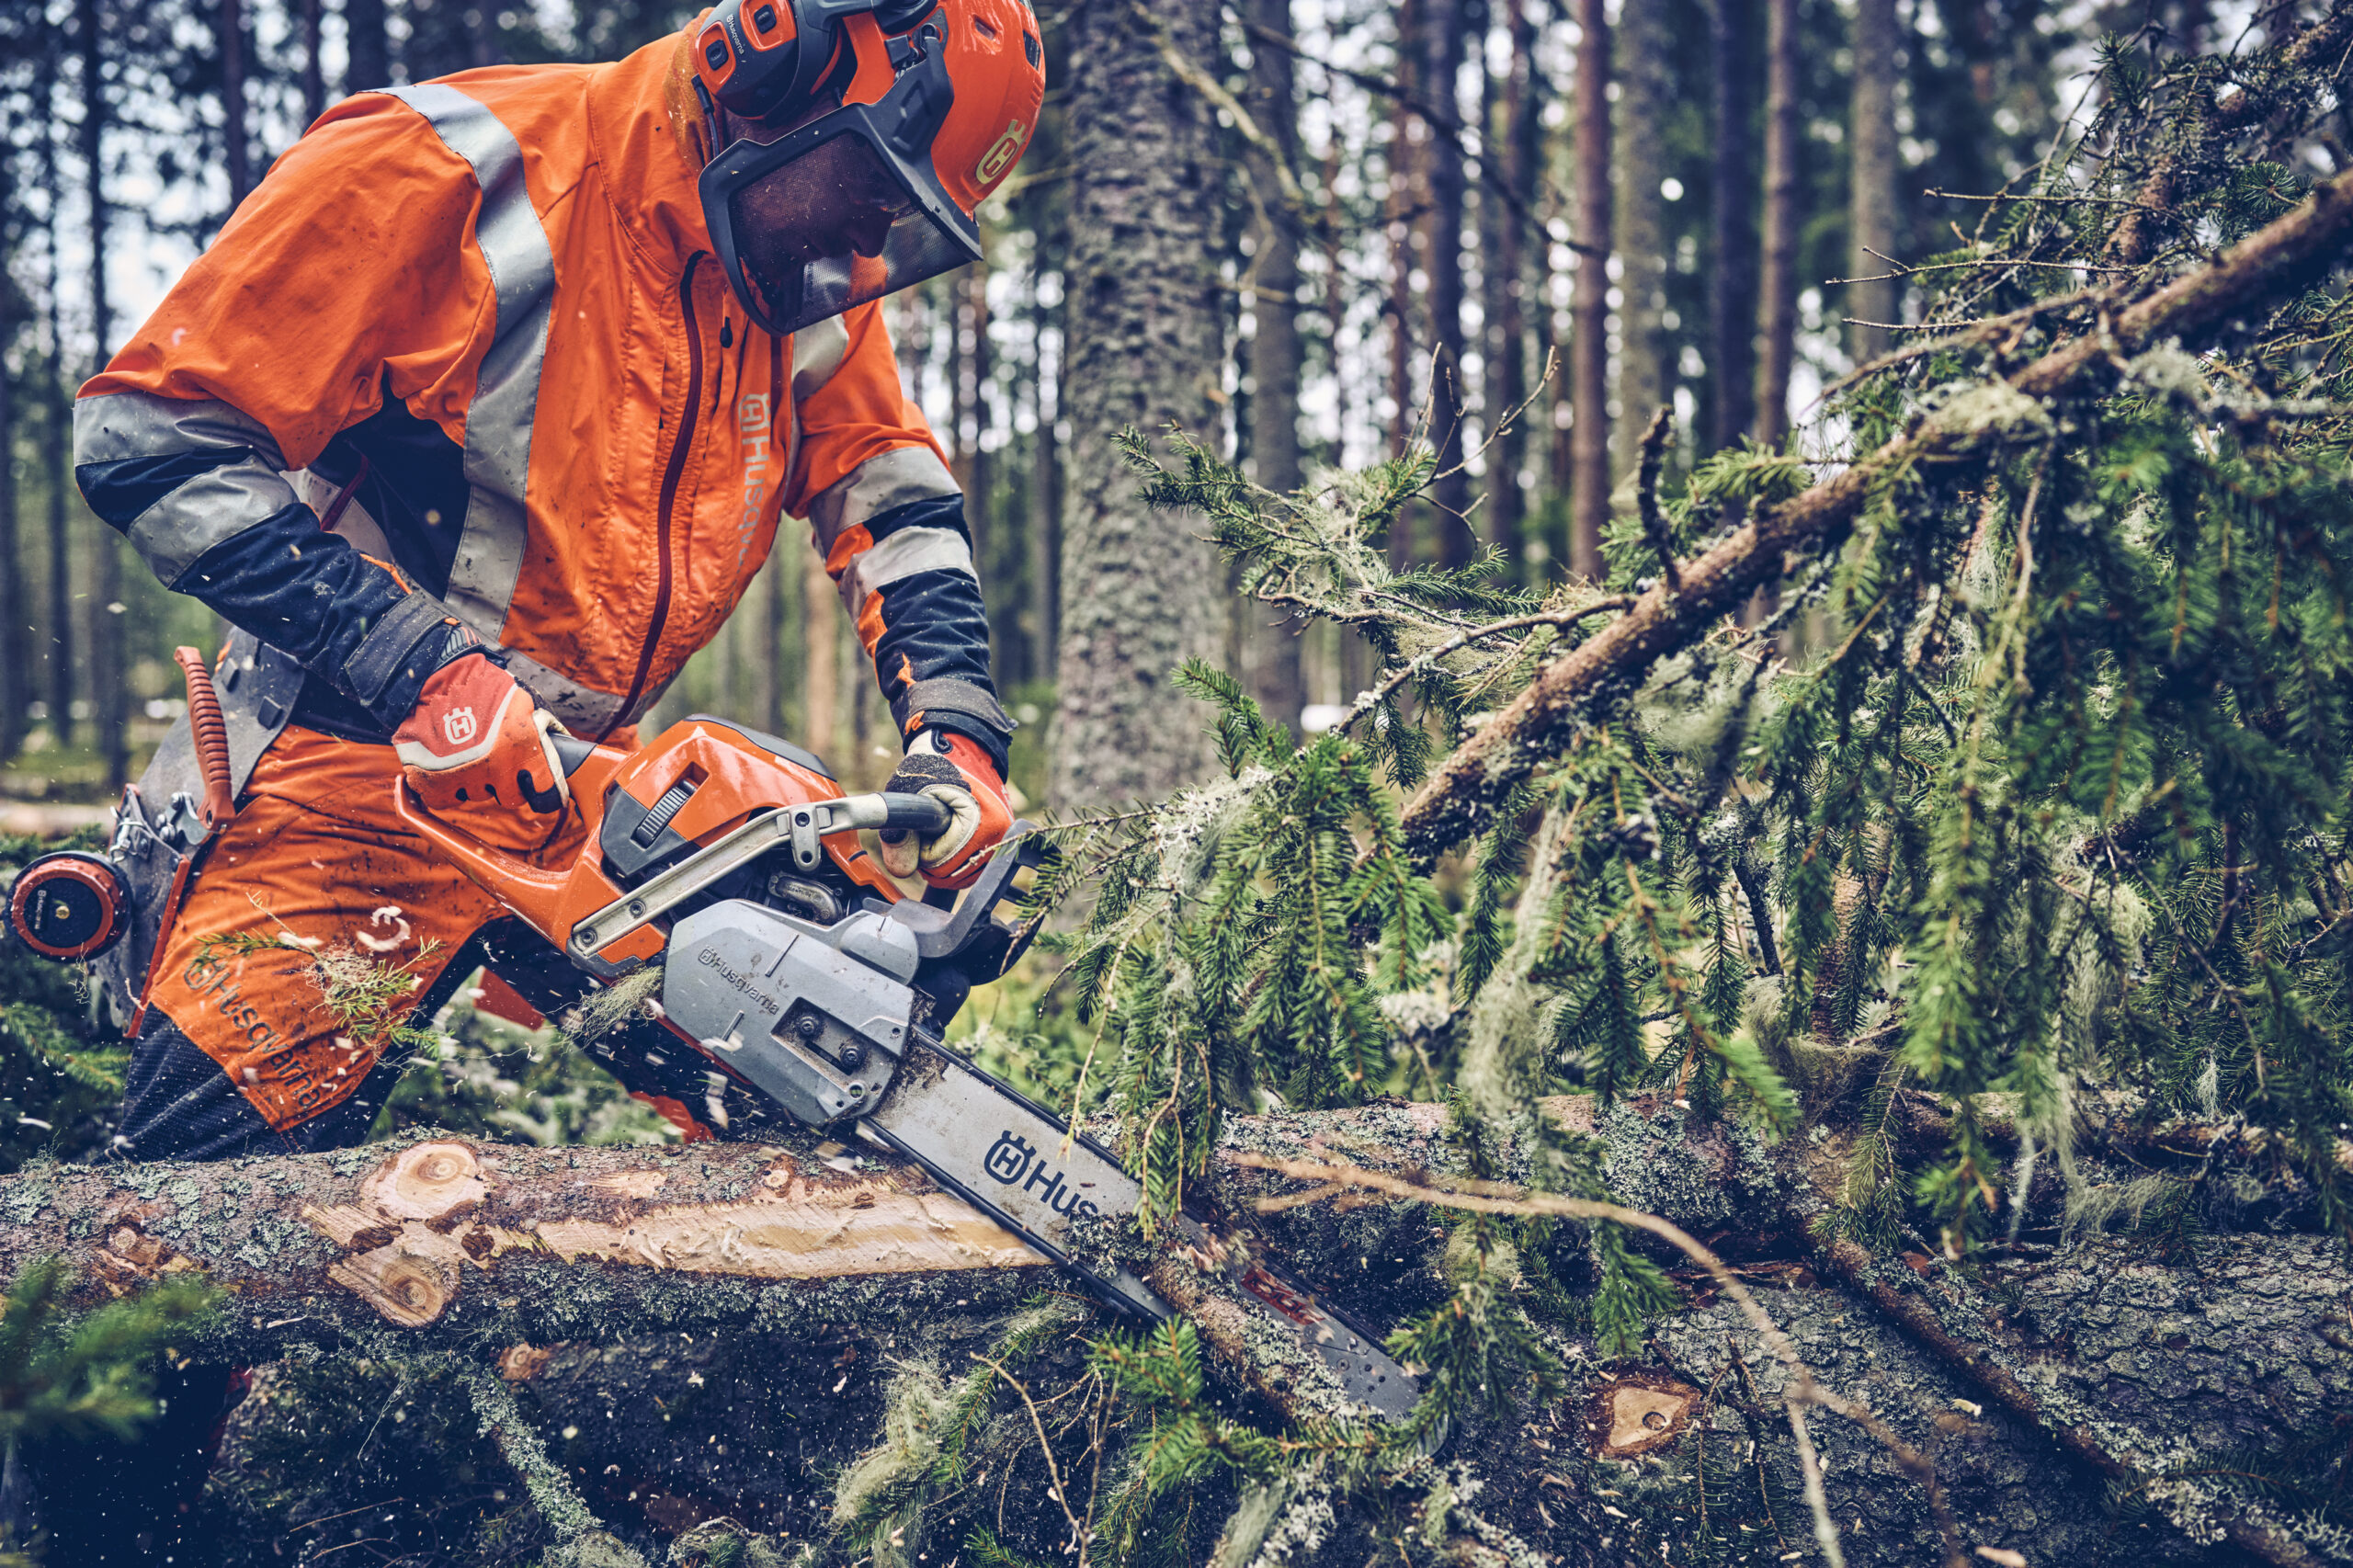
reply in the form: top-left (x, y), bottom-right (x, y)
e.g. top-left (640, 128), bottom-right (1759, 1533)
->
top-left (70, 0), bottom-right (1040, 1162)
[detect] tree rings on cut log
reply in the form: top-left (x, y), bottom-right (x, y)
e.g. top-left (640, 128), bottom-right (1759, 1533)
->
top-left (327, 1241), bottom-right (459, 1328)
top-left (360, 1140), bottom-right (489, 1223)
top-left (1586, 1372), bottom-right (1699, 1460)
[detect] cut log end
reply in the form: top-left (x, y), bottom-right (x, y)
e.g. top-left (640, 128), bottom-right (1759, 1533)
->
top-left (361, 1139), bottom-right (488, 1221)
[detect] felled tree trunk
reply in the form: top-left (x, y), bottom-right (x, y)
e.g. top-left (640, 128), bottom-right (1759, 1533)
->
top-left (9, 1104), bottom-right (2348, 1567)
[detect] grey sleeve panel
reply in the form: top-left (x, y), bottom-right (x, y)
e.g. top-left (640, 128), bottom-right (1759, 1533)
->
top-left (892, 677), bottom-right (1017, 742)
top-left (805, 445), bottom-right (962, 553)
top-left (73, 392), bottom-right (304, 587)
top-left (339, 588), bottom-right (465, 712)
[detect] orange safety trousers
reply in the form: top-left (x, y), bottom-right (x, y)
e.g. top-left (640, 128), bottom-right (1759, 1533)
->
top-left (145, 725), bottom-right (596, 1131)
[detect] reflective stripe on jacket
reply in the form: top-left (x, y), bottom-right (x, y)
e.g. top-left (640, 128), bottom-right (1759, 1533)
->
top-left (73, 37), bottom-right (1009, 762)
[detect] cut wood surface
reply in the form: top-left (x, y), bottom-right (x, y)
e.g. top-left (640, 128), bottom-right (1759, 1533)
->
top-left (1399, 164), bottom-right (2353, 856)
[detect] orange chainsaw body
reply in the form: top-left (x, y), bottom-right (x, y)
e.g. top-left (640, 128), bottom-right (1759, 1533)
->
top-left (391, 717), bottom-right (903, 972)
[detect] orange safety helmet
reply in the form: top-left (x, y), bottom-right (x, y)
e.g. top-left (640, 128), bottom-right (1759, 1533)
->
top-left (690, 0), bottom-right (1045, 336)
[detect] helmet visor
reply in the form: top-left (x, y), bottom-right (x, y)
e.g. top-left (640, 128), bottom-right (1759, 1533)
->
top-left (710, 117), bottom-right (982, 338)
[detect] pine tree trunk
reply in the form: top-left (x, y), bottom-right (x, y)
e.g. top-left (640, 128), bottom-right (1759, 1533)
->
top-left (801, 542), bottom-right (838, 766)
top-left (345, 0), bottom-right (391, 92)
top-left (1612, 0), bottom-right (1670, 483)
top-left (1755, 0), bottom-right (1801, 447)
top-left (1569, 0), bottom-right (1612, 581)
top-left (301, 0), bottom-right (324, 122)
top-left (1047, 0), bottom-right (1223, 811)
top-left (0, 199), bottom-right (21, 768)
top-left (1848, 0), bottom-right (1902, 365)
top-left (758, 537), bottom-right (789, 737)
top-left (1485, 0), bottom-right (1541, 577)
top-left (1026, 262), bottom-right (1060, 690)
top-left (1421, 0), bottom-right (1472, 571)
top-left (83, 0), bottom-right (127, 790)
top-left (43, 322), bottom-right (72, 755)
top-left (40, 56), bottom-right (72, 752)
top-left (1385, 0), bottom-right (1419, 574)
top-left (1709, 0), bottom-right (1757, 453)
top-left (1245, 0), bottom-right (1305, 731)
top-left (220, 0), bottom-right (251, 207)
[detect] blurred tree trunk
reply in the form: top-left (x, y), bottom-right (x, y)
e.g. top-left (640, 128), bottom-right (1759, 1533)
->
top-left (1049, 0), bottom-right (1224, 809)
top-left (0, 158), bottom-right (21, 768)
top-left (758, 539), bottom-right (788, 738)
top-left (1569, 0), bottom-right (1610, 581)
top-left (1420, 0), bottom-right (1471, 570)
top-left (960, 264), bottom-right (1009, 682)
top-left (1848, 0), bottom-right (1901, 365)
top-left (1709, 0), bottom-right (1756, 453)
top-left (221, 0), bottom-right (251, 206)
top-left (346, 0), bottom-right (390, 92)
top-left (1244, 0), bottom-right (1304, 731)
top-left (40, 122), bottom-right (73, 752)
top-left (301, 0), bottom-right (324, 123)
top-left (1755, 0), bottom-right (1800, 446)
top-left (1025, 265), bottom-right (1060, 690)
top-left (1612, 0), bottom-right (1668, 481)
top-left (1384, 0), bottom-right (1418, 574)
top-left (84, 0), bottom-right (127, 789)
top-left (1484, 0), bottom-right (1540, 576)
top-left (712, 597), bottom-right (737, 719)
top-left (803, 552), bottom-right (837, 767)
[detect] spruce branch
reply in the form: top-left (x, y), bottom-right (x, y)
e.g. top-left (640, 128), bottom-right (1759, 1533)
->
top-left (1402, 162), bottom-right (2353, 857)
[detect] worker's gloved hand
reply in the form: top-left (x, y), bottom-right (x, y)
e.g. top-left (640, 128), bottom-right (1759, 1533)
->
top-left (877, 730), bottom-right (1010, 890)
top-left (392, 653), bottom-right (572, 853)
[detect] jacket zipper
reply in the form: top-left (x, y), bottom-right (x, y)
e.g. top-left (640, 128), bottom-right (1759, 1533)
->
top-left (607, 254), bottom-right (706, 741)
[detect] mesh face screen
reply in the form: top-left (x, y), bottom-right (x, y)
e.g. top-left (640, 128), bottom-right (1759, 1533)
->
top-left (729, 132), bottom-right (974, 336)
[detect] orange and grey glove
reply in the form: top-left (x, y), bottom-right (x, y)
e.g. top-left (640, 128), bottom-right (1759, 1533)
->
top-left (392, 653), bottom-right (572, 854)
top-left (877, 729), bottom-right (1012, 890)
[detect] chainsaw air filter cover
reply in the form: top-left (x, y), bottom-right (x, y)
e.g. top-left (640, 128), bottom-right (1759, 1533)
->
top-left (8, 851), bottom-right (133, 961)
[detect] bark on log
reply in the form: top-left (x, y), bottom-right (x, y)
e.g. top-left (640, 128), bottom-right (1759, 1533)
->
top-left (14, 1102), bottom-right (2352, 1565)
top-left (1399, 164), bottom-right (2353, 857)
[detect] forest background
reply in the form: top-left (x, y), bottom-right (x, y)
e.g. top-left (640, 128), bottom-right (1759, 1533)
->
top-left (0, 0), bottom-right (2090, 818)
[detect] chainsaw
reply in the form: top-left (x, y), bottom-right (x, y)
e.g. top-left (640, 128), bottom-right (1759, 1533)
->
top-left (10, 704), bottom-right (1415, 1414)
top-left (394, 715), bottom-right (1420, 1417)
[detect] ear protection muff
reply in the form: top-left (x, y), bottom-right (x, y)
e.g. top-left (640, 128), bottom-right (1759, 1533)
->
top-left (695, 0), bottom-right (943, 124)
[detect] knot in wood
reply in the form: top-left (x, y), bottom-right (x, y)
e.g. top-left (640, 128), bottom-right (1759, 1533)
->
top-left (1586, 1373), bottom-right (1699, 1460)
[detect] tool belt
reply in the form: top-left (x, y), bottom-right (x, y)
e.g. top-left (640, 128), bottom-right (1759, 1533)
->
top-left (90, 631), bottom-right (304, 1033)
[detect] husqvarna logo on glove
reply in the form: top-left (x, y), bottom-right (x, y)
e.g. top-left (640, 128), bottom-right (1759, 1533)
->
top-left (443, 708), bottom-right (478, 745)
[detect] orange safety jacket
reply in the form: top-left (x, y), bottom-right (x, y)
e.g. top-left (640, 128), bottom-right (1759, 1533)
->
top-left (73, 34), bottom-right (1009, 764)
